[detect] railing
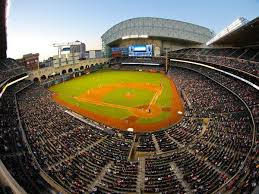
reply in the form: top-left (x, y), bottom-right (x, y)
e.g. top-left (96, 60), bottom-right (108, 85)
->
top-left (0, 73), bottom-right (28, 94)
top-left (170, 54), bottom-right (259, 84)
top-left (171, 59), bottom-right (259, 90)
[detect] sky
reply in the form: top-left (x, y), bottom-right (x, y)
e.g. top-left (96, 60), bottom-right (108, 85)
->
top-left (6, 0), bottom-right (259, 61)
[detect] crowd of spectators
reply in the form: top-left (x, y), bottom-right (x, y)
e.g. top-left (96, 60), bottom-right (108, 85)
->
top-left (0, 58), bottom-right (27, 83)
top-left (145, 156), bottom-right (184, 193)
top-left (136, 133), bottom-right (156, 152)
top-left (110, 64), bottom-right (165, 73)
top-left (17, 85), bottom-right (133, 193)
top-left (97, 161), bottom-right (138, 193)
top-left (169, 48), bottom-right (259, 76)
top-left (0, 79), bottom-right (51, 194)
top-left (173, 62), bottom-right (258, 124)
top-left (109, 57), bottom-right (166, 73)
top-left (109, 56), bottom-right (167, 66)
top-left (169, 65), bottom-right (258, 193)
top-left (0, 59), bottom-right (257, 193)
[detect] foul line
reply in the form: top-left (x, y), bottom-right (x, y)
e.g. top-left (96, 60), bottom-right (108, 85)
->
top-left (74, 84), bottom-right (163, 116)
top-left (147, 84), bottom-right (163, 110)
top-left (74, 97), bottom-right (137, 112)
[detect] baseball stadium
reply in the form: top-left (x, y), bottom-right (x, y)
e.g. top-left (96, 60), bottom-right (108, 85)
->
top-left (0, 1), bottom-right (259, 194)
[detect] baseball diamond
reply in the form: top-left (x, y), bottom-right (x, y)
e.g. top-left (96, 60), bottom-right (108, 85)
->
top-left (50, 70), bottom-right (184, 132)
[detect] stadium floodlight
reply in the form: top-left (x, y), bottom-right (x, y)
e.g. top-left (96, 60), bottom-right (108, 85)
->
top-left (122, 35), bottom-right (130, 40)
top-left (130, 35), bottom-right (139, 39)
top-left (206, 17), bottom-right (248, 46)
top-left (139, 35), bottom-right (148, 38)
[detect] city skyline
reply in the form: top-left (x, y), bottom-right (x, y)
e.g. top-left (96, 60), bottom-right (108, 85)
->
top-left (7, 0), bottom-right (259, 61)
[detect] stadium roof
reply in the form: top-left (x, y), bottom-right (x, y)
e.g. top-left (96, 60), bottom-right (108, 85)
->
top-left (207, 17), bottom-right (259, 47)
top-left (102, 17), bottom-right (213, 46)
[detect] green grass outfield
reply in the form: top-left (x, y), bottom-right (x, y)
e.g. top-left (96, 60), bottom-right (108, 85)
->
top-left (49, 70), bottom-right (173, 124)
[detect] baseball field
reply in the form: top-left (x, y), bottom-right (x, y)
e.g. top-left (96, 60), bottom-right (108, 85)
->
top-left (49, 70), bottom-right (183, 132)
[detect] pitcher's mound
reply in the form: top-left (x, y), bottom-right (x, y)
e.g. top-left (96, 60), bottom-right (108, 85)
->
top-left (125, 92), bottom-right (135, 99)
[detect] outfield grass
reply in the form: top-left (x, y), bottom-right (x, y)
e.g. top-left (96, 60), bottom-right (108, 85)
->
top-left (49, 70), bottom-right (173, 124)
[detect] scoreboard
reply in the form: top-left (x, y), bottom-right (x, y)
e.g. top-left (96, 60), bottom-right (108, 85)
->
top-left (128, 45), bottom-right (153, 57)
top-left (111, 45), bottom-right (153, 57)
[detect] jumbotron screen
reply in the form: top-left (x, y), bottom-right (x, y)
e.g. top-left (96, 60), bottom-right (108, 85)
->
top-left (128, 45), bottom-right (153, 57)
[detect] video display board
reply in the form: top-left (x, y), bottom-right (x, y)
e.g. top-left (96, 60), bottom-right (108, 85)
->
top-left (128, 45), bottom-right (153, 57)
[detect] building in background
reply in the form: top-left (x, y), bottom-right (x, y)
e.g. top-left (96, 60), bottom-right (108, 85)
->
top-left (0, 0), bottom-right (7, 59)
top-left (89, 50), bottom-right (96, 59)
top-left (37, 42), bottom-right (103, 69)
top-left (52, 52), bottom-right (80, 68)
top-left (70, 41), bottom-right (86, 59)
top-left (39, 57), bottom-right (53, 68)
top-left (89, 50), bottom-right (102, 59)
top-left (17, 53), bottom-right (39, 70)
top-left (51, 41), bottom-right (86, 67)
top-left (66, 52), bottom-right (80, 65)
top-left (53, 41), bottom-right (86, 60)
top-left (101, 17), bottom-right (214, 57)
top-left (85, 51), bottom-right (89, 59)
